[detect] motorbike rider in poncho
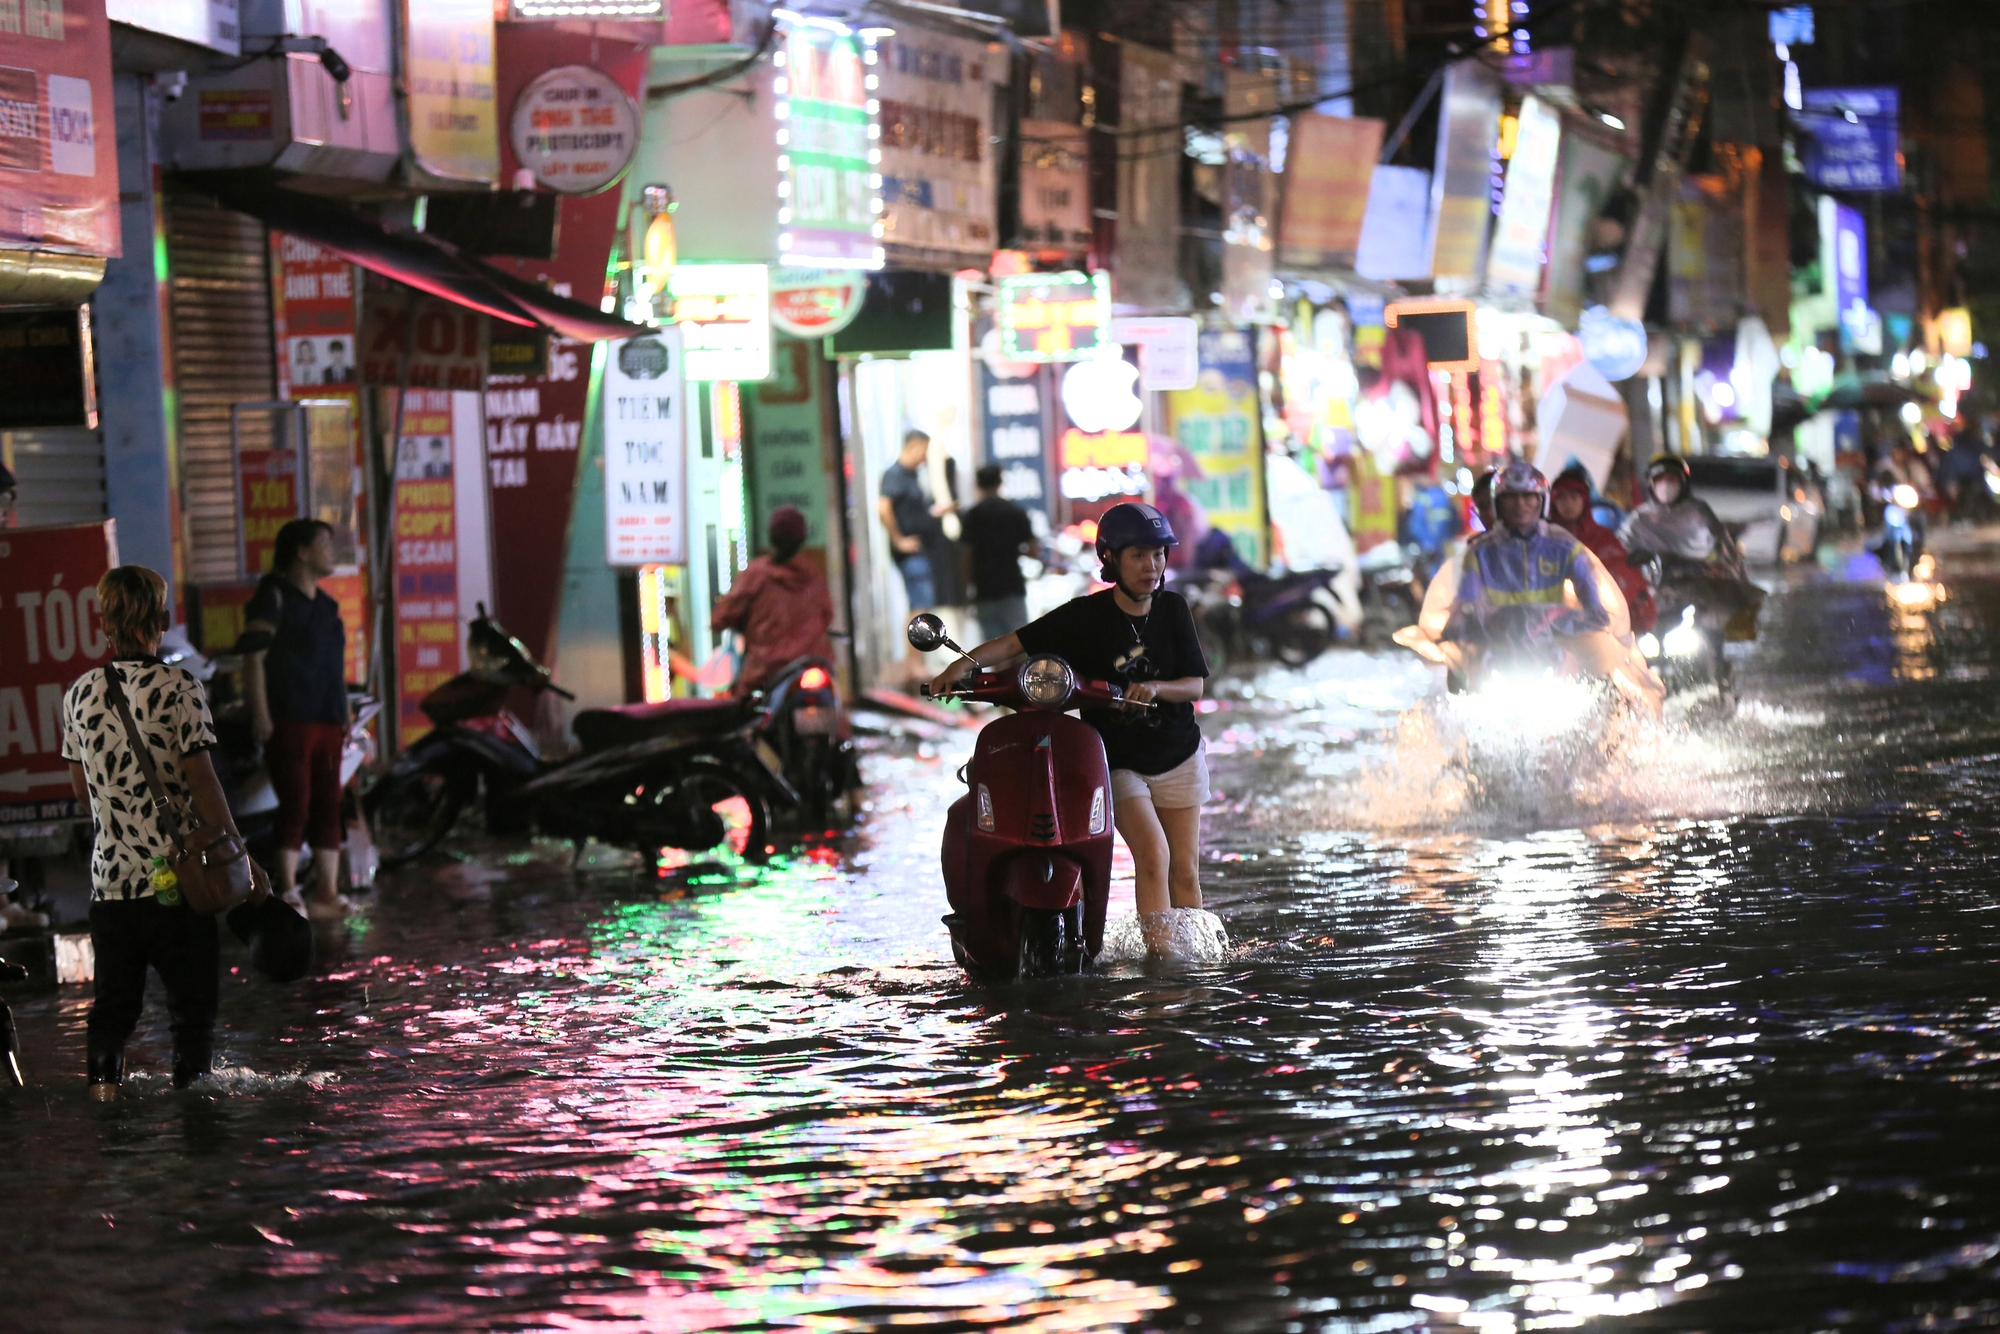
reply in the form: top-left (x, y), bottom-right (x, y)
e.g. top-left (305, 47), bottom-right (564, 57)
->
top-left (1619, 454), bottom-right (1764, 645)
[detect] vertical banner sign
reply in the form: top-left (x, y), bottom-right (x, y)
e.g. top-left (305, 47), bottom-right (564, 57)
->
top-left (0, 522), bottom-right (117, 827)
top-left (603, 328), bottom-right (687, 566)
top-left (0, 0), bottom-right (120, 259)
top-left (1220, 69), bottom-right (1277, 325)
top-left (402, 0), bottom-right (498, 184)
top-left (1831, 201), bottom-right (1872, 353)
top-left (482, 27), bottom-right (649, 665)
top-left (273, 231), bottom-right (368, 681)
top-left (1113, 41), bottom-right (1186, 311)
top-left (1355, 164), bottom-right (1435, 283)
top-left (874, 28), bottom-right (996, 258)
top-left (1486, 95), bottom-right (1562, 297)
top-left (980, 361), bottom-right (1050, 516)
top-left (1543, 136), bottom-right (1628, 327)
top-left (745, 336), bottom-right (831, 548)
top-left (393, 391), bottom-right (459, 746)
top-left (1427, 61), bottom-right (1504, 284)
top-left (1167, 331), bottom-right (1266, 566)
top-left (1277, 113), bottom-right (1386, 268)
top-left (776, 18), bottom-right (883, 270)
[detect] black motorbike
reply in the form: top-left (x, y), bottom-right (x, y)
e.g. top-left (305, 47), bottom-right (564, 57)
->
top-left (1632, 553), bottom-right (1747, 711)
top-left (1174, 529), bottom-right (1346, 671)
top-left (364, 609), bottom-right (859, 867)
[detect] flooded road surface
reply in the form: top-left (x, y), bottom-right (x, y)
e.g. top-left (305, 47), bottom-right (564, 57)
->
top-left (6, 552), bottom-right (2000, 1333)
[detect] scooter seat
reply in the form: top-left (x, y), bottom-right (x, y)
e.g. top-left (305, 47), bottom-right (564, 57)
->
top-left (572, 697), bottom-right (749, 753)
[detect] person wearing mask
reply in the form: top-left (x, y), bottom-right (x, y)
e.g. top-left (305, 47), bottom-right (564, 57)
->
top-left (711, 506), bottom-right (836, 696)
top-left (878, 429), bottom-right (953, 615)
top-left (1620, 454), bottom-right (1762, 640)
top-left (928, 503), bottom-right (1210, 954)
top-left (62, 566), bottom-right (270, 1098)
top-left (243, 518), bottom-right (351, 919)
top-left (960, 463), bottom-right (1038, 643)
top-left (1550, 469), bottom-right (1657, 633)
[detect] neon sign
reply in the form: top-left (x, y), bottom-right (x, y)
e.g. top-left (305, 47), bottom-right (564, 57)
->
top-left (998, 270), bottom-right (1111, 362)
top-left (774, 14), bottom-right (885, 270)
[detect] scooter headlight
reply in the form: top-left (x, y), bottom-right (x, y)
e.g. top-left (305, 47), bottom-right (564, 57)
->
top-left (1638, 632), bottom-right (1661, 660)
top-left (1017, 655), bottom-right (1076, 708)
top-left (1892, 483), bottom-right (1920, 510)
top-left (1662, 605), bottom-right (1703, 657)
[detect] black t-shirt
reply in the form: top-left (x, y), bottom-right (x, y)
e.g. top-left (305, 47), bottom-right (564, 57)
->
top-left (879, 461), bottom-right (937, 557)
top-left (1015, 588), bottom-right (1208, 775)
top-left (961, 496), bottom-right (1034, 601)
top-left (245, 574), bottom-right (348, 726)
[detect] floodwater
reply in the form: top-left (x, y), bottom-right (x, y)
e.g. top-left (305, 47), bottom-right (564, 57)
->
top-left (5, 550), bottom-right (2000, 1333)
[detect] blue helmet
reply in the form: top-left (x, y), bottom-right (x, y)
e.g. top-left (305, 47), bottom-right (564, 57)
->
top-left (1094, 501), bottom-right (1178, 565)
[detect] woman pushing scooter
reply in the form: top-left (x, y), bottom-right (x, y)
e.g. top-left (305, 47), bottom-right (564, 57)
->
top-left (931, 503), bottom-right (1211, 954)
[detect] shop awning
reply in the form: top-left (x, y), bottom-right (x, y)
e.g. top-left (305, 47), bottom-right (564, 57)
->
top-left (203, 182), bottom-right (647, 344)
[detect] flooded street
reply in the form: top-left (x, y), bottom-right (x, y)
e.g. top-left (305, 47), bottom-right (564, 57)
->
top-left (6, 553), bottom-right (2000, 1334)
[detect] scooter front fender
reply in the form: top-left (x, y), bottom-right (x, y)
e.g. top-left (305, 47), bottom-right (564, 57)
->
top-left (997, 851), bottom-right (1084, 911)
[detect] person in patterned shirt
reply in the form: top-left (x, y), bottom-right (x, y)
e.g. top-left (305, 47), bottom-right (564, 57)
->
top-left (62, 566), bottom-right (269, 1098)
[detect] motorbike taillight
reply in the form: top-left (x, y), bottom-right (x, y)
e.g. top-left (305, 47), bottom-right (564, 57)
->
top-left (799, 666), bottom-right (831, 690)
top-left (1225, 580), bottom-right (1243, 605)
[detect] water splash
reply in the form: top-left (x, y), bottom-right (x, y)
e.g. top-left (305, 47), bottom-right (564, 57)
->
top-left (1099, 907), bottom-right (1230, 963)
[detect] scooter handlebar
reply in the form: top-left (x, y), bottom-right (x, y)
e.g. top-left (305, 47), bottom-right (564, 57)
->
top-left (922, 670), bottom-right (1153, 711)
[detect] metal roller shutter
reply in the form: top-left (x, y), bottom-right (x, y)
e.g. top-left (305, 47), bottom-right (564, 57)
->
top-left (1, 424), bottom-right (106, 526)
top-left (165, 194), bottom-right (277, 586)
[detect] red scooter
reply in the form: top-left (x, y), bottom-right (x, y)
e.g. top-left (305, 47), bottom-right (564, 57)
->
top-left (909, 613), bottom-right (1125, 981)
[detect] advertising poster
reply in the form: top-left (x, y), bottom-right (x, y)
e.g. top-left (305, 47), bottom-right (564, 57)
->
top-left (482, 27), bottom-right (649, 664)
top-left (1427, 61), bottom-right (1503, 284)
top-left (392, 392), bottom-right (459, 745)
top-left (1113, 41), bottom-right (1185, 311)
top-left (1219, 69), bottom-right (1277, 325)
top-left (0, 521), bottom-right (117, 827)
top-left (1277, 113), bottom-right (1386, 268)
top-left (1487, 95), bottom-right (1562, 297)
top-left (1167, 330), bottom-right (1266, 566)
top-left (1543, 135), bottom-right (1627, 328)
top-left (873, 27), bottom-right (996, 259)
top-left (745, 336), bottom-right (830, 548)
top-left (603, 328), bottom-right (687, 567)
top-left (403, 0), bottom-right (498, 185)
top-left (0, 0), bottom-right (120, 258)
top-left (358, 286), bottom-right (491, 391)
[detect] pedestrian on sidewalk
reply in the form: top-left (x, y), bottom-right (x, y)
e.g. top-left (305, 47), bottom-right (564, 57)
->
top-left (243, 518), bottom-right (352, 920)
top-left (960, 463), bottom-right (1038, 643)
top-left (62, 566), bottom-right (270, 1097)
top-left (878, 429), bottom-right (953, 615)
top-left (711, 506), bottom-right (835, 696)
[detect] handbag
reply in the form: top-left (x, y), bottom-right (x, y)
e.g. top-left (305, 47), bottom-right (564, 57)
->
top-left (102, 664), bottom-right (258, 915)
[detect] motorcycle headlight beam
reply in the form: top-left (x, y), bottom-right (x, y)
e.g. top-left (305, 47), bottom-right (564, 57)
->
top-left (1018, 656), bottom-right (1077, 708)
top-left (1661, 605), bottom-right (1703, 658)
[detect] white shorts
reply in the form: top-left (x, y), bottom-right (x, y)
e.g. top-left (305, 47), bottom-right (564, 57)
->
top-left (1111, 740), bottom-right (1210, 811)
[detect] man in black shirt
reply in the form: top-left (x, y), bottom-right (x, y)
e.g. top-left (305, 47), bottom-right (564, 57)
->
top-left (931, 502), bottom-right (1210, 951)
top-left (961, 463), bottom-right (1038, 642)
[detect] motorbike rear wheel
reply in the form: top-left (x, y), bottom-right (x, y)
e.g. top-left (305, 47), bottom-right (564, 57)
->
top-left (1015, 904), bottom-right (1086, 979)
top-left (367, 768), bottom-right (473, 869)
top-left (1275, 604), bottom-right (1335, 667)
top-left (651, 761), bottom-right (772, 863)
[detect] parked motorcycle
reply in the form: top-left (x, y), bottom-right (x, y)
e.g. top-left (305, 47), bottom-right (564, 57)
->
top-left (910, 613), bottom-right (1118, 981)
top-left (1177, 529), bottom-right (1346, 671)
top-left (365, 608), bottom-right (857, 867)
top-left (1357, 542), bottom-right (1423, 647)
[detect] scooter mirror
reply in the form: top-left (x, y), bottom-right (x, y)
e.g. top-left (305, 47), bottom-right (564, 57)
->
top-left (906, 613), bottom-right (948, 653)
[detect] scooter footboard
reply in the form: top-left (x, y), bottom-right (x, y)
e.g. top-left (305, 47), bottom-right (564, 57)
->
top-left (997, 851), bottom-right (1084, 911)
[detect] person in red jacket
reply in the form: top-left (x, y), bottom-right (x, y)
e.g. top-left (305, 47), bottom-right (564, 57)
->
top-left (1549, 469), bottom-right (1656, 633)
top-left (711, 507), bottom-right (836, 695)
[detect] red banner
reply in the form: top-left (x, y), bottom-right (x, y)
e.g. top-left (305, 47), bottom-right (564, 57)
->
top-left (0, 0), bottom-right (120, 258)
top-left (393, 393), bottom-right (460, 745)
top-left (0, 522), bottom-right (116, 826)
top-left (480, 25), bottom-right (650, 664)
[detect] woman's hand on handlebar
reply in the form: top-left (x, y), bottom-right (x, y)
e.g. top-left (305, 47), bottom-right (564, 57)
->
top-left (928, 658), bottom-right (976, 697)
top-left (1119, 681), bottom-right (1159, 711)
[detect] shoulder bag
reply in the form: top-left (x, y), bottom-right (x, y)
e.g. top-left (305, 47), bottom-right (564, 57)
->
top-left (102, 665), bottom-right (258, 915)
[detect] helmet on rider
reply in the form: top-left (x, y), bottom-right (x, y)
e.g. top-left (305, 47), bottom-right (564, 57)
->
top-left (1647, 454), bottom-right (1691, 503)
top-left (1093, 501), bottom-right (1178, 564)
top-left (1492, 461), bottom-right (1548, 532)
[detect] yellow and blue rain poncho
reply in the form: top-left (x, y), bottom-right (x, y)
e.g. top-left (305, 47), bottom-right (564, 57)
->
top-left (1446, 521), bottom-right (1613, 646)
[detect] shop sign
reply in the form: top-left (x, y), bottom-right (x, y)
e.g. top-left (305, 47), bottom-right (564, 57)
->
top-left (774, 18), bottom-right (884, 270)
top-left (1167, 330), bottom-right (1266, 566)
top-left (105, 0), bottom-right (239, 54)
top-left (998, 270), bottom-right (1110, 362)
top-left (1831, 201), bottom-right (1871, 352)
top-left (1060, 357), bottom-right (1142, 434)
top-left (1578, 305), bottom-right (1648, 382)
top-left (404, 0), bottom-right (499, 185)
top-left (509, 65), bottom-right (639, 195)
top-left (1426, 61), bottom-right (1504, 283)
top-left (392, 391), bottom-right (461, 747)
top-left (1277, 113), bottom-right (1385, 267)
top-left (0, 307), bottom-right (97, 429)
top-left (1798, 87), bottom-right (1899, 193)
top-left (603, 328), bottom-right (688, 566)
top-left (1355, 165), bottom-right (1433, 283)
top-left (669, 263), bottom-right (771, 382)
top-left (0, 521), bottom-right (117, 828)
top-left (359, 289), bottom-right (491, 391)
top-left (1059, 428), bottom-right (1146, 468)
top-left (1018, 120), bottom-right (1090, 251)
top-left (196, 89), bottom-right (270, 139)
top-left (1487, 95), bottom-right (1562, 297)
top-left (1110, 316), bottom-right (1198, 392)
top-left (0, 0), bottom-right (120, 258)
top-left (980, 360), bottom-right (1049, 513)
top-left (873, 28), bottom-right (997, 258)
top-left (746, 337), bottom-right (830, 549)
top-left (1385, 299), bottom-right (1478, 372)
top-left (769, 266), bottom-right (866, 339)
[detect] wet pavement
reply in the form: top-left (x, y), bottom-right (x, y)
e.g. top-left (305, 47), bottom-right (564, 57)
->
top-left (5, 547), bottom-right (2000, 1333)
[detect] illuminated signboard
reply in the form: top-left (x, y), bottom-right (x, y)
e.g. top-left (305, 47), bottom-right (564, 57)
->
top-left (669, 264), bottom-right (772, 382)
top-left (774, 16), bottom-right (885, 270)
top-left (999, 270), bottom-right (1112, 362)
top-left (1384, 298), bottom-right (1478, 372)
